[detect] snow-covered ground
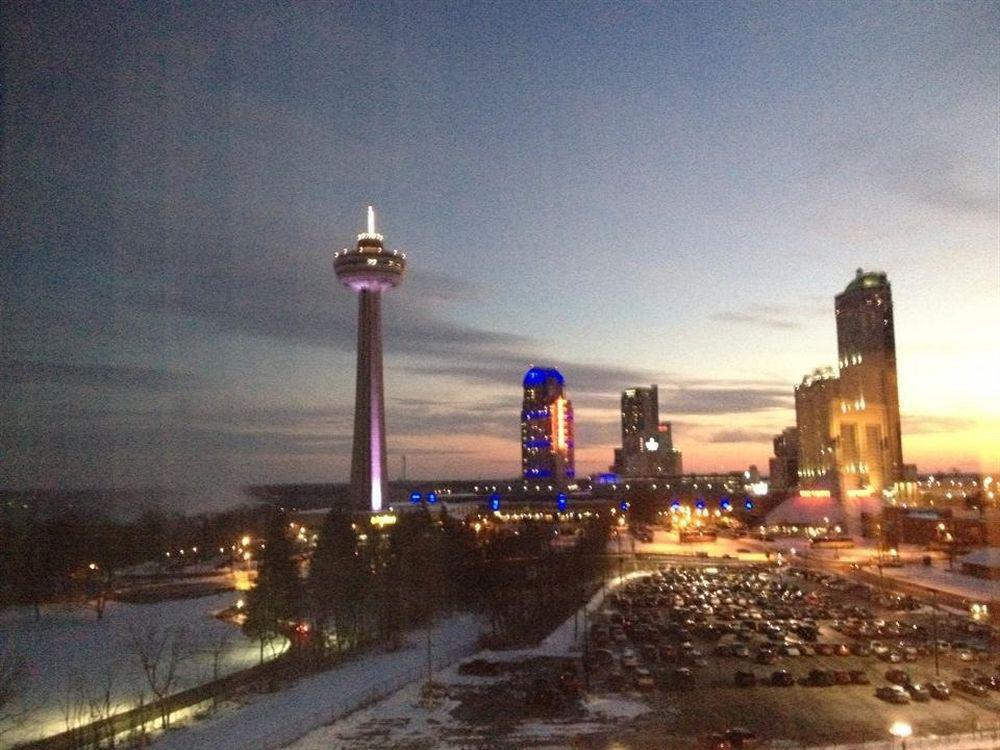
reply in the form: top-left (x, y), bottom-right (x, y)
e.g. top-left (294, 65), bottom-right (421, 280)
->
top-left (879, 563), bottom-right (998, 602)
top-left (619, 528), bottom-right (770, 561)
top-left (0, 592), bottom-right (272, 746)
top-left (285, 658), bottom-right (650, 750)
top-left (150, 613), bottom-right (483, 750)
top-left (284, 570), bottom-right (653, 750)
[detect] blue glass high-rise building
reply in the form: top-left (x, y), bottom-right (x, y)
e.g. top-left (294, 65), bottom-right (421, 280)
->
top-left (520, 367), bottom-right (574, 486)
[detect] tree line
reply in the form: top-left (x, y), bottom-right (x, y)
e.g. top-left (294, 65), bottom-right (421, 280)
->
top-left (0, 505), bottom-right (269, 619)
top-left (242, 506), bottom-right (614, 662)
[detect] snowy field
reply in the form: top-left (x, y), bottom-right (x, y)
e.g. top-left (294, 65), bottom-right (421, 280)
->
top-left (879, 563), bottom-right (998, 602)
top-left (285, 658), bottom-right (650, 750)
top-left (620, 529), bottom-right (770, 561)
top-left (1, 592), bottom-right (272, 746)
top-left (149, 613), bottom-right (483, 750)
top-left (284, 572), bottom-right (652, 750)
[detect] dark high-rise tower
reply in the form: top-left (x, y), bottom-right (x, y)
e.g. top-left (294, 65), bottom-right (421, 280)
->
top-left (833, 269), bottom-right (903, 494)
top-left (621, 386), bottom-right (659, 454)
top-left (520, 367), bottom-right (574, 485)
top-left (769, 426), bottom-right (799, 491)
top-left (334, 207), bottom-right (406, 512)
top-left (614, 385), bottom-right (682, 476)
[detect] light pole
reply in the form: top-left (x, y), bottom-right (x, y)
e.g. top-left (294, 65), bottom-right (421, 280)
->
top-left (931, 590), bottom-right (940, 677)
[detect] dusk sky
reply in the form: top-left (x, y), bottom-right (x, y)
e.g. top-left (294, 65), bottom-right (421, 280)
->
top-left (4, 1), bottom-right (998, 511)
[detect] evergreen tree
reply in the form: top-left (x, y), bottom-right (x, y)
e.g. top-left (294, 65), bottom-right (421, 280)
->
top-left (309, 511), bottom-right (366, 654)
top-left (242, 510), bottom-right (303, 663)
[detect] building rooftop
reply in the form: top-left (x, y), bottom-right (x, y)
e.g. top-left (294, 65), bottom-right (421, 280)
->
top-left (523, 366), bottom-right (564, 387)
top-left (842, 268), bottom-right (889, 294)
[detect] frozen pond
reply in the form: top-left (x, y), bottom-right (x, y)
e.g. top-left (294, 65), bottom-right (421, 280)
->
top-left (1, 592), bottom-right (284, 746)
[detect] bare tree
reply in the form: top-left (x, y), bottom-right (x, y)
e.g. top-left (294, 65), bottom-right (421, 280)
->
top-left (205, 631), bottom-right (229, 712)
top-left (129, 623), bottom-right (190, 729)
top-left (83, 664), bottom-right (121, 748)
top-left (59, 670), bottom-right (89, 748)
top-left (0, 646), bottom-right (29, 746)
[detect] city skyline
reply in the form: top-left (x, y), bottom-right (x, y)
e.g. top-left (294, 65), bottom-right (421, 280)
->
top-left (4, 2), bottom-right (997, 510)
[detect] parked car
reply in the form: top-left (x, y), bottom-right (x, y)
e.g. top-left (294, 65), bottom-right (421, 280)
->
top-left (725, 727), bottom-right (758, 749)
top-left (673, 667), bottom-right (696, 686)
top-left (634, 668), bottom-right (655, 689)
top-left (849, 670), bottom-right (870, 685)
top-left (904, 682), bottom-right (931, 702)
top-left (755, 648), bottom-right (777, 664)
top-left (804, 669), bottom-right (836, 687)
top-left (952, 678), bottom-right (987, 696)
top-left (876, 685), bottom-right (910, 704)
top-left (734, 670), bottom-right (757, 687)
top-left (885, 668), bottom-right (910, 685)
top-left (771, 669), bottom-right (795, 687)
top-left (928, 681), bottom-right (950, 700)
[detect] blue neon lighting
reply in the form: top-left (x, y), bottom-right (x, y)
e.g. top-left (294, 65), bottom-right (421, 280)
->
top-left (671, 500), bottom-right (681, 509)
top-left (744, 499), bottom-right (754, 510)
top-left (557, 493), bottom-right (567, 512)
top-left (409, 491), bottom-right (422, 503)
top-left (620, 500), bottom-right (630, 512)
top-left (595, 473), bottom-right (618, 484)
top-left (524, 468), bottom-right (552, 477)
top-left (521, 409), bottom-right (550, 420)
top-left (489, 493), bottom-right (501, 512)
top-left (695, 500), bottom-right (706, 510)
top-left (523, 367), bottom-right (565, 387)
top-left (427, 491), bottom-right (438, 504)
top-left (523, 439), bottom-right (552, 448)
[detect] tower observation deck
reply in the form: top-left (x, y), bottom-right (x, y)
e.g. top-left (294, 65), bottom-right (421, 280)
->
top-left (334, 206), bottom-right (407, 511)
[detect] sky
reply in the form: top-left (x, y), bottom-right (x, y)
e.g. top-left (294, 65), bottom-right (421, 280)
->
top-left (3, 1), bottom-right (998, 511)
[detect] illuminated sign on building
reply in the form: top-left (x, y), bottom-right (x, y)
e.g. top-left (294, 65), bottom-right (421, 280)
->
top-left (554, 397), bottom-right (568, 452)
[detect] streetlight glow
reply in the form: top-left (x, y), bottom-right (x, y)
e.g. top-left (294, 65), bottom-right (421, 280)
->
top-left (890, 721), bottom-right (912, 739)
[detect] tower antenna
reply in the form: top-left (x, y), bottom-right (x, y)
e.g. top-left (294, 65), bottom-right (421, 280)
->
top-left (367, 205), bottom-right (375, 235)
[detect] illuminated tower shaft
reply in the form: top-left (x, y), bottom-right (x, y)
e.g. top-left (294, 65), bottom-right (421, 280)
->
top-left (351, 289), bottom-right (387, 511)
top-left (334, 207), bottom-right (406, 512)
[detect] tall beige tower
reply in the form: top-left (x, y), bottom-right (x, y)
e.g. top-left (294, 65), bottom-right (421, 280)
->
top-left (334, 207), bottom-right (406, 512)
top-left (832, 269), bottom-right (903, 497)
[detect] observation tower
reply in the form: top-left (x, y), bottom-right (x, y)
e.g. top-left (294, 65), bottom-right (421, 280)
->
top-left (334, 206), bottom-right (406, 512)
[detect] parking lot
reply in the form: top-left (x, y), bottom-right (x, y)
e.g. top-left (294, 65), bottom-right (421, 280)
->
top-left (582, 563), bottom-right (999, 748)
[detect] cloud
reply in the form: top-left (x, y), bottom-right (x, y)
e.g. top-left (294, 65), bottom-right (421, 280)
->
top-left (887, 147), bottom-right (995, 217)
top-left (816, 135), bottom-right (996, 219)
top-left (707, 301), bottom-right (829, 330)
top-left (707, 311), bottom-right (799, 330)
top-left (707, 429), bottom-right (776, 443)
top-left (2, 360), bottom-right (196, 391)
top-left (658, 386), bottom-right (792, 415)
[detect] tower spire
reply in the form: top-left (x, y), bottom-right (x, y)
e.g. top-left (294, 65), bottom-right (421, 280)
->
top-left (367, 205), bottom-right (375, 236)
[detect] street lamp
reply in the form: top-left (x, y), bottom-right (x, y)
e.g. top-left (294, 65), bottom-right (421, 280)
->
top-left (889, 720), bottom-right (912, 749)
